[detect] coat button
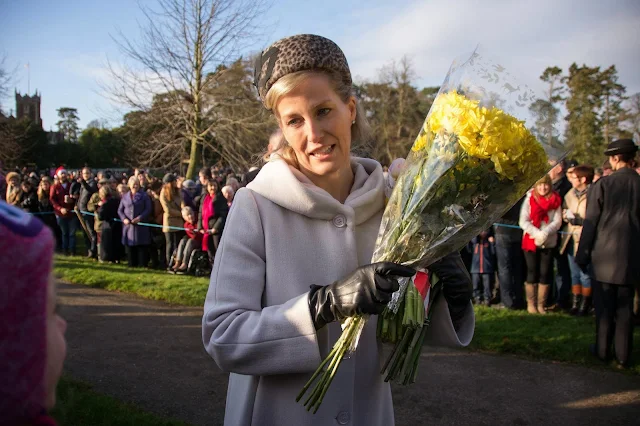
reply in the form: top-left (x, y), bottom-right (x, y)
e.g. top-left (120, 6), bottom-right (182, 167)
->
top-left (337, 411), bottom-right (350, 424)
top-left (332, 214), bottom-right (347, 228)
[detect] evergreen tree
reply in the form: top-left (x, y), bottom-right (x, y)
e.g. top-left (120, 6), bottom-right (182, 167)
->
top-left (564, 64), bottom-right (603, 164)
top-left (529, 67), bottom-right (564, 149)
top-left (598, 65), bottom-right (627, 144)
top-left (56, 107), bottom-right (80, 143)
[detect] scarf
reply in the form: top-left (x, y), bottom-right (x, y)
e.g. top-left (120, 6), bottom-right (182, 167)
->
top-left (201, 194), bottom-right (214, 251)
top-left (574, 187), bottom-right (588, 199)
top-left (522, 191), bottom-right (561, 252)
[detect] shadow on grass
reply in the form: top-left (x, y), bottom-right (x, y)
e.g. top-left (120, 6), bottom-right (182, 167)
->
top-left (52, 376), bottom-right (189, 426)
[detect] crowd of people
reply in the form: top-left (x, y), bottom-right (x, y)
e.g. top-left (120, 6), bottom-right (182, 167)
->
top-left (0, 163), bottom-right (254, 273)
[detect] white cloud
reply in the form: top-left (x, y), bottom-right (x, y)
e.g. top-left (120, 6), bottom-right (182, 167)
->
top-left (338, 0), bottom-right (640, 95)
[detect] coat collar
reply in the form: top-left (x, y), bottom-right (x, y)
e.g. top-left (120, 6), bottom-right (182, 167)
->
top-left (247, 157), bottom-right (384, 225)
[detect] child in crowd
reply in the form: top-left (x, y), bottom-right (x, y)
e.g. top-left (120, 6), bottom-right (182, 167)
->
top-left (470, 229), bottom-right (496, 306)
top-left (0, 201), bottom-right (67, 425)
top-left (169, 206), bottom-right (202, 274)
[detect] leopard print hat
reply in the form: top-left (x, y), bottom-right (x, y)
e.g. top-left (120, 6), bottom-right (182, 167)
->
top-left (254, 34), bottom-right (352, 108)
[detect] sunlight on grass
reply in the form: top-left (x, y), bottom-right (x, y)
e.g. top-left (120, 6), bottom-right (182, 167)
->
top-left (470, 306), bottom-right (640, 374)
top-left (54, 255), bottom-right (209, 306)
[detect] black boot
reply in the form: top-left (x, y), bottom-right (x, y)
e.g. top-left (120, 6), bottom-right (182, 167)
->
top-left (569, 293), bottom-right (582, 316)
top-left (578, 296), bottom-right (591, 316)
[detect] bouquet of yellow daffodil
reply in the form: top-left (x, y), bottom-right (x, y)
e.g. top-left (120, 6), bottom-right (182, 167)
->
top-left (297, 48), bottom-right (568, 412)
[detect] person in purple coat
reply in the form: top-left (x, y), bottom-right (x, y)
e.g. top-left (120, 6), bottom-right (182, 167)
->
top-left (118, 176), bottom-right (152, 267)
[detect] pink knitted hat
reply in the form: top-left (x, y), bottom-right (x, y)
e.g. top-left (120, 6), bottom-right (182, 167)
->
top-left (0, 201), bottom-right (55, 424)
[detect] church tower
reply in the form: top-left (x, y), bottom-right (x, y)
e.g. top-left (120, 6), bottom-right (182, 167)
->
top-left (15, 90), bottom-right (42, 127)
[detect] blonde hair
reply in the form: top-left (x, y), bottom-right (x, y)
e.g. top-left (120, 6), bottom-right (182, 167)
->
top-left (99, 186), bottom-right (111, 199)
top-left (127, 176), bottom-right (139, 188)
top-left (38, 178), bottom-right (51, 202)
top-left (263, 70), bottom-right (372, 168)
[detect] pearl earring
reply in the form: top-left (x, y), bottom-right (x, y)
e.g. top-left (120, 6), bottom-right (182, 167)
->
top-left (351, 120), bottom-right (356, 125)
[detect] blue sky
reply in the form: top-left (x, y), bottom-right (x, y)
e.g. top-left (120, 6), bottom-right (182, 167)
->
top-left (1, 0), bottom-right (639, 129)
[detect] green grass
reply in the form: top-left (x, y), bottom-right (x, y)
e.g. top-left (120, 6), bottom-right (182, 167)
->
top-left (54, 255), bottom-right (209, 306)
top-left (51, 376), bottom-right (188, 426)
top-left (470, 305), bottom-right (640, 374)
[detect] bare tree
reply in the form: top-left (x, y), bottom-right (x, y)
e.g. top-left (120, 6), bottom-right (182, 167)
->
top-left (103, 0), bottom-right (268, 177)
top-left (200, 58), bottom-right (273, 171)
top-left (0, 54), bottom-right (15, 116)
top-left (359, 56), bottom-right (427, 165)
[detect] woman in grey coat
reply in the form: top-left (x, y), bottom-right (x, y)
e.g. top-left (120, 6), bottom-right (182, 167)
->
top-left (202, 34), bottom-right (475, 426)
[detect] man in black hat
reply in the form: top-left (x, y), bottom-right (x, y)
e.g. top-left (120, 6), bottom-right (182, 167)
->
top-left (576, 139), bottom-right (640, 368)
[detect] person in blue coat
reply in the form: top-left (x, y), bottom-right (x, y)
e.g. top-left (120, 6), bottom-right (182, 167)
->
top-left (470, 229), bottom-right (496, 306)
top-left (118, 176), bottom-right (152, 267)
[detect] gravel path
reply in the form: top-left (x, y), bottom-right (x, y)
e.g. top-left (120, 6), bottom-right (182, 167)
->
top-left (59, 282), bottom-right (640, 426)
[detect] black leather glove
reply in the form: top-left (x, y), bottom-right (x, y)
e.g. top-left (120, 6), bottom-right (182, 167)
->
top-left (308, 262), bottom-right (415, 330)
top-left (568, 215), bottom-right (583, 226)
top-left (428, 252), bottom-right (472, 331)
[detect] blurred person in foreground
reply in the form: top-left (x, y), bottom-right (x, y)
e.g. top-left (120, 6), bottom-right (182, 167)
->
top-left (0, 201), bottom-right (67, 425)
top-left (201, 34), bottom-right (473, 426)
top-left (576, 139), bottom-right (640, 368)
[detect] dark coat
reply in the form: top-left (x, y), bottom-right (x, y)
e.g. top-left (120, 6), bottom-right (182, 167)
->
top-left (553, 175), bottom-right (572, 199)
top-left (98, 197), bottom-right (120, 230)
top-left (37, 197), bottom-right (58, 231)
top-left (197, 192), bottom-right (229, 233)
top-left (576, 168), bottom-right (640, 285)
top-left (78, 179), bottom-right (98, 211)
top-left (470, 236), bottom-right (496, 274)
top-left (118, 190), bottom-right (152, 246)
top-left (19, 190), bottom-right (39, 213)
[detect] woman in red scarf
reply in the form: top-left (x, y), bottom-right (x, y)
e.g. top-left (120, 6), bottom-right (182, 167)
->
top-left (519, 174), bottom-right (563, 314)
top-left (198, 181), bottom-right (229, 263)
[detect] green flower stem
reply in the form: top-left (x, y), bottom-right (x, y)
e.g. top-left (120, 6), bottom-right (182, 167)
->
top-left (384, 328), bottom-right (412, 382)
top-left (400, 326), bottom-right (423, 380)
top-left (296, 339), bottom-right (342, 402)
top-left (310, 316), bottom-right (362, 412)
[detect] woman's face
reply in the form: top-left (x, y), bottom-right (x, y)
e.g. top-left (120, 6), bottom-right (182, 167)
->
top-left (222, 189), bottom-right (234, 203)
top-left (536, 182), bottom-right (551, 197)
top-left (275, 73), bottom-right (356, 182)
top-left (45, 273), bottom-right (67, 410)
top-left (41, 181), bottom-right (50, 192)
top-left (9, 177), bottom-right (19, 187)
top-left (207, 183), bottom-right (217, 196)
top-left (129, 179), bottom-right (140, 193)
